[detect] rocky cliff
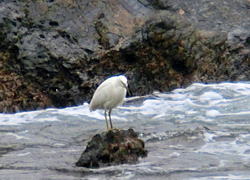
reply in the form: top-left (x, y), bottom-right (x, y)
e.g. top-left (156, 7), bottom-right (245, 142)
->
top-left (0, 0), bottom-right (249, 113)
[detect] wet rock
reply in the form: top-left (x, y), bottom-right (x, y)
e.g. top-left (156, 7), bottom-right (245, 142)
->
top-left (75, 129), bottom-right (147, 168)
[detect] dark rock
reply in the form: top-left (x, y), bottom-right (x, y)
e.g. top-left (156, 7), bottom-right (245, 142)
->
top-left (75, 129), bottom-right (147, 168)
top-left (0, 0), bottom-right (249, 113)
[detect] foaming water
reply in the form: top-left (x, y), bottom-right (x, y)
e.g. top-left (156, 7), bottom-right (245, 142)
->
top-left (0, 103), bottom-right (103, 125)
top-left (1, 82), bottom-right (250, 179)
top-left (1, 82), bottom-right (250, 126)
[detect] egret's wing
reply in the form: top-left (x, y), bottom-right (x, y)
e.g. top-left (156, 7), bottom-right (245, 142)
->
top-left (89, 78), bottom-right (114, 110)
top-left (94, 77), bottom-right (114, 95)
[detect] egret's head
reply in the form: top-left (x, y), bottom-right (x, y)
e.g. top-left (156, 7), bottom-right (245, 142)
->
top-left (118, 75), bottom-right (128, 89)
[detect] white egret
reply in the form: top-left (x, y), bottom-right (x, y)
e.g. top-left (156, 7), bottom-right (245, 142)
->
top-left (89, 75), bottom-right (128, 130)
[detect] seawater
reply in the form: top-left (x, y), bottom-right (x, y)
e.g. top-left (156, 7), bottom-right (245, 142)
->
top-left (0, 82), bottom-right (250, 180)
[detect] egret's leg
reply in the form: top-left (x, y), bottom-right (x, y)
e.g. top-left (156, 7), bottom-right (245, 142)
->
top-left (108, 110), bottom-right (113, 129)
top-left (104, 110), bottom-right (109, 130)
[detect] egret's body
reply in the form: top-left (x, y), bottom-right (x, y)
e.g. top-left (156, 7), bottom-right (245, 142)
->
top-left (89, 75), bottom-right (128, 129)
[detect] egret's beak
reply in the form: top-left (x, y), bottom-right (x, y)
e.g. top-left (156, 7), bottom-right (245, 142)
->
top-left (121, 81), bottom-right (131, 96)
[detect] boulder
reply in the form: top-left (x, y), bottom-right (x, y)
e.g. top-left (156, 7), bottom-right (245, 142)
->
top-left (75, 129), bottom-right (147, 168)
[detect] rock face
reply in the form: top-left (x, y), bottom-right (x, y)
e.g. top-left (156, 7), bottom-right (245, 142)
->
top-left (75, 129), bottom-right (147, 168)
top-left (0, 0), bottom-right (249, 113)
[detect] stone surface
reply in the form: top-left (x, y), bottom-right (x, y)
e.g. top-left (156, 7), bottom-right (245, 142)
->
top-left (75, 128), bottom-right (147, 168)
top-left (0, 0), bottom-right (249, 112)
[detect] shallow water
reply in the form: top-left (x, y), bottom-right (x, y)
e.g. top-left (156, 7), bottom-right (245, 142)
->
top-left (1, 82), bottom-right (250, 180)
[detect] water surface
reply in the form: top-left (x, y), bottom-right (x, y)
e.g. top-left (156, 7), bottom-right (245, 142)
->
top-left (1, 82), bottom-right (250, 180)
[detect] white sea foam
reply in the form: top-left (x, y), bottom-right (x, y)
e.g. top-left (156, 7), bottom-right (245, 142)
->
top-left (5, 133), bottom-right (31, 140)
top-left (199, 91), bottom-right (224, 101)
top-left (17, 152), bottom-right (31, 157)
top-left (0, 82), bottom-right (249, 126)
top-left (197, 131), bottom-right (250, 162)
top-left (206, 110), bottom-right (221, 117)
top-left (190, 174), bottom-right (250, 180)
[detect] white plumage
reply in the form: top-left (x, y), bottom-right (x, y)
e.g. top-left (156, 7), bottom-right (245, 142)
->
top-left (89, 75), bottom-right (128, 129)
